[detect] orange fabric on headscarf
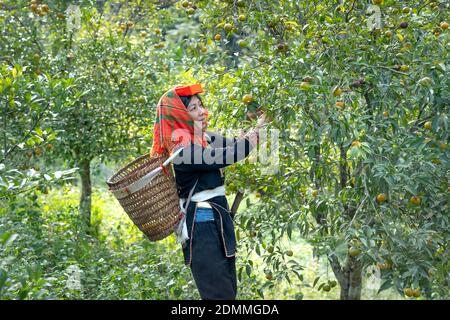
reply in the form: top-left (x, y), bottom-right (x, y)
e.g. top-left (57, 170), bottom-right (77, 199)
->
top-left (150, 85), bottom-right (209, 157)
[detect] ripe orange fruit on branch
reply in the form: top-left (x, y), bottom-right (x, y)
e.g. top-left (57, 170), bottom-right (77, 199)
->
top-left (441, 22), bottom-right (449, 30)
top-left (242, 94), bottom-right (253, 104)
top-left (376, 193), bottom-right (387, 203)
top-left (335, 101), bottom-right (345, 109)
top-left (409, 196), bottom-right (421, 205)
top-left (404, 288), bottom-right (414, 297)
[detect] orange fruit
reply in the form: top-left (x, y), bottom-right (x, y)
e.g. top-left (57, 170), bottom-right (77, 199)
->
top-left (335, 101), bottom-right (345, 109)
top-left (214, 34), bottom-right (221, 41)
top-left (409, 196), bottom-right (421, 205)
top-left (376, 193), bottom-right (387, 203)
top-left (440, 22), bottom-right (448, 30)
top-left (404, 288), bottom-right (414, 297)
top-left (351, 140), bottom-right (361, 148)
top-left (242, 94), bottom-right (253, 104)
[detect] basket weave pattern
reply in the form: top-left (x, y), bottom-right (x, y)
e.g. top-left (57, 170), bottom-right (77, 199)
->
top-left (106, 153), bottom-right (181, 241)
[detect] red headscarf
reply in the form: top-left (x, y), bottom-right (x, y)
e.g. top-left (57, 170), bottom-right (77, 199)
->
top-left (150, 84), bottom-right (209, 157)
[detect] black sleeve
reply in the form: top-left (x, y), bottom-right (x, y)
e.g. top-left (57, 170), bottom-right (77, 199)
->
top-left (172, 138), bottom-right (255, 171)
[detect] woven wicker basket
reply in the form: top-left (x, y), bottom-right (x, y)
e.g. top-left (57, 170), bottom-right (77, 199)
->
top-left (106, 152), bottom-right (182, 241)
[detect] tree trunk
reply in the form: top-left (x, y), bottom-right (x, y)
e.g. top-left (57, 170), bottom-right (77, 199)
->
top-left (79, 158), bottom-right (92, 227)
top-left (329, 254), bottom-right (363, 300)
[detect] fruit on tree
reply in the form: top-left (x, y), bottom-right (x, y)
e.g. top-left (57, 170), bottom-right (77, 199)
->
top-left (181, 0), bottom-right (189, 8)
top-left (238, 14), bottom-right (246, 22)
top-left (376, 193), bottom-right (387, 203)
top-left (299, 81), bottom-right (311, 91)
top-left (286, 250), bottom-right (293, 257)
top-left (400, 22), bottom-right (408, 29)
top-left (214, 34), bottom-right (222, 41)
top-left (335, 101), bottom-right (345, 109)
top-left (348, 247), bottom-right (362, 257)
top-left (237, 39), bottom-right (248, 48)
top-left (224, 23), bottom-right (233, 32)
top-left (409, 196), bottom-right (421, 205)
top-left (242, 94), bottom-right (253, 104)
top-left (351, 140), bottom-right (361, 148)
top-left (418, 77), bottom-right (432, 86)
top-left (399, 65), bottom-right (409, 72)
top-left (440, 22), bottom-right (448, 30)
top-left (404, 288), bottom-right (414, 297)
top-left (424, 121), bottom-right (432, 130)
top-left (383, 111), bottom-right (389, 117)
top-left (322, 284), bottom-right (331, 292)
top-left (333, 87), bottom-right (343, 97)
top-left (265, 272), bottom-right (273, 280)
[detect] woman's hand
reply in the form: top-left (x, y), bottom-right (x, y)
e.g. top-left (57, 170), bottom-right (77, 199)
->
top-left (255, 113), bottom-right (268, 129)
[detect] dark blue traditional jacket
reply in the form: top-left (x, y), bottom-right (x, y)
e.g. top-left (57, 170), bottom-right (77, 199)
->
top-left (173, 131), bottom-right (254, 266)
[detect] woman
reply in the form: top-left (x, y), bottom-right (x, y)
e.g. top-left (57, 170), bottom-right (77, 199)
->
top-left (150, 84), bottom-right (267, 300)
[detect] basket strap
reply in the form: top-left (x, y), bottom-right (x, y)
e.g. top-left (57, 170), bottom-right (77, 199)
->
top-left (175, 178), bottom-right (199, 244)
top-left (112, 148), bottom-right (184, 200)
top-left (181, 178), bottom-right (199, 214)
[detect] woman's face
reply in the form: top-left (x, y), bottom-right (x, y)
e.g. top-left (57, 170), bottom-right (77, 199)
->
top-left (187, 95), bottom-right (207, 131)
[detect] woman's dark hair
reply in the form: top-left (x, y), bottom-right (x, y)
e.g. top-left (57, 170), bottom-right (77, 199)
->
top-left (180, 94), bottom-right (203, 109)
